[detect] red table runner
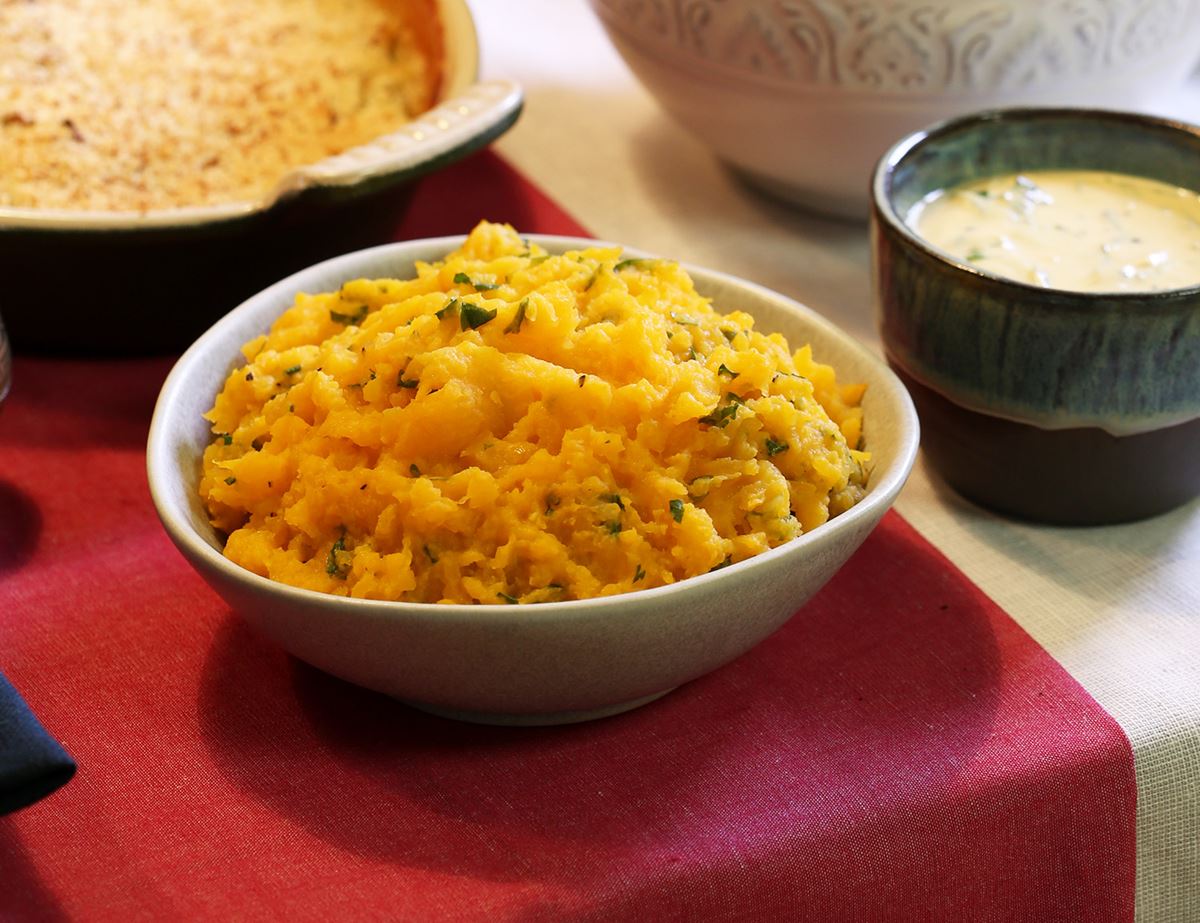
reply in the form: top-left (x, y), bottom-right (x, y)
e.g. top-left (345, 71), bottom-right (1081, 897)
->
top-left (0, 151), bottom-right (1136, 922)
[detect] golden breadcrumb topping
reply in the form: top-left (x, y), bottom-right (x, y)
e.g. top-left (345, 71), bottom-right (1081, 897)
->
top-left (0, 0), bottom-right (441, 212)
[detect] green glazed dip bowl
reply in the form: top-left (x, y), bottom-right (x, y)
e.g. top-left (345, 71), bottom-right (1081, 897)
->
top-left (871, 108), bottom-right (1200, 525)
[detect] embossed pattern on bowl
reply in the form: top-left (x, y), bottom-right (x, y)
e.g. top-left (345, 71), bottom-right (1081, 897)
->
top-left (594, 0), bottom-right (1200, 94)
top-left (590, 0), bottom-right (1200, 217)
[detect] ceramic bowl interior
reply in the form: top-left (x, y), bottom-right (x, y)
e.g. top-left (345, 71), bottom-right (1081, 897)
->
top-left (872, 108), bottom-right (1200, 524)
top-left (148, 235), bottom-right (919, 725)
top-left (588, 0), bottom-right (1200, 218)
top-left (1, 0), bottom-right (522, 355)
top-left (882, 110), bottom-right (1200, 219)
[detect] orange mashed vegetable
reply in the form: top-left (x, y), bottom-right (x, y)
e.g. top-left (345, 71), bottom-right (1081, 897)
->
top-left (200, 221), bottom-right (868, 604)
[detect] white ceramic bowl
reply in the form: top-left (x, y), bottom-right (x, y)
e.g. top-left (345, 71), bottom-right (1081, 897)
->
top-left (147, 235), bottom-right (919, 725)
top-left (589, 0), bottom-right (1200, 218)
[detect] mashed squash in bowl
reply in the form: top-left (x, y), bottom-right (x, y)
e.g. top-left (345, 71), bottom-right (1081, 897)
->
top-left (199, 221), bottom-right (869, 604)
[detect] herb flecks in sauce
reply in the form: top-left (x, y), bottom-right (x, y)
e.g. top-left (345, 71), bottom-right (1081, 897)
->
top-left (908, 169), bottom-right (1200, 293)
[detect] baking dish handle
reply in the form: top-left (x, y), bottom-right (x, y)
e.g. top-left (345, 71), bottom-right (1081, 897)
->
top-left (274, 79), bottom-right (524, 195)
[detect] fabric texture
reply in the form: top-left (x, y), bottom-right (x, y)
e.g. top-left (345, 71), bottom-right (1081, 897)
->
top-left (0, 151), bottom-right (1138, 921)
top-left (896, 471), bottom-right (1200, 922)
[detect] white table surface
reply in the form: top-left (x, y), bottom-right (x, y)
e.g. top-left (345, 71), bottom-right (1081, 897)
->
top-left (469, 2), bottom-right (1200, 919)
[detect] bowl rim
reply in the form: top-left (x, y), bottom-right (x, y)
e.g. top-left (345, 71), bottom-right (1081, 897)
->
top-left (871, 105), bottom-right (1200, 303)
top-left (0, 0), bottom-right (515, 232)
top-left (147, 233), bottom-right (920, 622)
top-left (0, 317), bottom-right (10, 407)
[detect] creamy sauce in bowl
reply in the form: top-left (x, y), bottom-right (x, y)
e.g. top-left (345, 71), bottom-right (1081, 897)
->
top-left (906, 170), bottom-right (1200, 293)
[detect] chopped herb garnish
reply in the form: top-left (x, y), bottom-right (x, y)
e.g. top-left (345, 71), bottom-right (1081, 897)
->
top-left (397, 372), bottom-right (419, 388)
top-left (528, 254), bottom-right (551, 266)
top-left (717, 363), bottom-right (737, 378)
top-left (710, 555), bottom-right (733, 572)
top-left (605, 520), bottom-right (622, 535)
top-left (62, 118), bottom-right (84, 143)
top-left (409, 463), bottom-right (421, 477)
top-left (545, 492), bottom-right (561, 516)
top-left (224, 476), bottom-right (237, 485)
top-left (325, 533), bottom-right (349, 579)
top-left (966, 248), bottom-right (986, 262)
top-left (284, 365), bottom-right (301, 375)
top-left (497, 592), bottom-right (519, 604)
top-left (975, 189), bottom-right (990, 198)
top-left (584, 269), bottom-right (599, 291)
top-left (670, 312), bottom-right (697, 326)
top-left (614, 258), bottom-right (654, 272)
top-left (454, 272), bottom-right (499, 291)
top-left (435, 297), bottom-right (459, 319)
top-left (368, 370), bottom-right (376, 381)
top-left (219, 433), bottom-right (233, 445)
top-left (423, 544), bottom-right (439, 564)
top-left (688, 346), bottom-right (699, 361)
top-left (505, 299), bottom-right (529, 334)
top-left (669, 499), bottom-right (684, 522)
top-left (633, 564), bottom-right (646, 583)
top-left (765, 437), bottom-right (790, 457)
top-left (721, 328), bottom-right (737, 342)
top-left (726, 391), bottom-right (745, 405)
top-left (600, 493), bottom-right (625, 510)
top-left (459, 303), bottom-right (498, 330)
top-left (329, 304), bottom-right (369, 325)
top-left (699, 402), bottom-right (739, 428)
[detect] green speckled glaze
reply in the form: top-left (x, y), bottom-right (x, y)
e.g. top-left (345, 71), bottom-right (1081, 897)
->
top-left (872, 108), bottom-right (1200, 437)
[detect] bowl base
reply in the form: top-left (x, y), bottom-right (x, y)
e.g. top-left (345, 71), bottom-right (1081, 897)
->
top-left (401, 688), bottom-right (676, 726)
top-left (4, 184), bottom-right (417, 356)
top-left (733, 166), bottom-right (865, 223)
top-left (893, 364), bottom-right (1200, 525)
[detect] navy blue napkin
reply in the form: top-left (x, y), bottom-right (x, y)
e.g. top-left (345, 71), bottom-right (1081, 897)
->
top-left (0, 671), bottom-right (75, 814)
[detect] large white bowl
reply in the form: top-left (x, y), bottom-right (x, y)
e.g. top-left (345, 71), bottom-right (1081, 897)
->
top-left (147, 235), bottom-right (919, 725)
top-left (589, 0), bottom-right (1200, 218)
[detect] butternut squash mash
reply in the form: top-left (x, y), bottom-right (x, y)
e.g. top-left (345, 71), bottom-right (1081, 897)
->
top-left (200, 222), bottom-right (868, 604)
